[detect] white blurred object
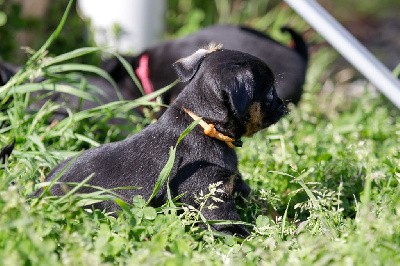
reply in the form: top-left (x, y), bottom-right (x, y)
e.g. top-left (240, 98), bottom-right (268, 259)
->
top-left (78, 0), bottom-right (166, 54)
top-left (284, 0), bottom-right (400, 109)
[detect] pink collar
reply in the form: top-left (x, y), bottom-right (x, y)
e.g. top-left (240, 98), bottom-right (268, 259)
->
top-left (135, 53), bottom-right (154, 95)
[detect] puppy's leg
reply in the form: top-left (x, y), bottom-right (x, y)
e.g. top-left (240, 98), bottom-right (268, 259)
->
top-left (201, 195), bottom-right (250, 238)
top-left (199, 175), bottom-right (251, 238)
top-left (177, 169), bottom-right (251, 237)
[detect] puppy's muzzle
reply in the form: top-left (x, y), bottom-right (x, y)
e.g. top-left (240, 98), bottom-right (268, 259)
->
top-left (272, 89), bottom-right (287, 115)
top-left (263, 90), bottom-right (287, 127)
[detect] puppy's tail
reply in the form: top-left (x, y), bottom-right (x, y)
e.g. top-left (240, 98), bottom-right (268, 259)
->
top-left (0, 60), bottom-right (17, 86)
top-left (281, 27), bottom-right (309, 63)
top-left (0, 61), bottom-right (18, 114)
top-left (0, 139), bottom-right (15, 164)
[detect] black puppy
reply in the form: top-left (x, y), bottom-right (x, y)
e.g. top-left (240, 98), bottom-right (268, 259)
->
top-left (0, 61), bottom-right (16, 86)
top-left (0, 62), bottom-right (16, 162)
top-left (0, 61), bottom-right (17, 113)
top-left (46, 45), bottom-right (286, 237)
top-left (0, 140), bottom-right (15, 164)
top-left (105, 24), bottom-right (308, 105)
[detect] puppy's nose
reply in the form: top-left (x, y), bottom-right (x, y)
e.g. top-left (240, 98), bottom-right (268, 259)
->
top-left (273, 95), bottom-right (287, 116)
top-left (279, 103), bottom-right (288, 115)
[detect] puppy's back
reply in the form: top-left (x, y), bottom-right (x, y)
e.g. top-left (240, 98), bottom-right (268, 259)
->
top-left (46, 123), bottom-right (173, 201)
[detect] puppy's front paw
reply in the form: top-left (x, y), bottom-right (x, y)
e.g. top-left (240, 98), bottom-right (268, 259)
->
top-left (213, 223), bottom-right (250, 238)
top-left (201, 197), bottom-right (251, 238)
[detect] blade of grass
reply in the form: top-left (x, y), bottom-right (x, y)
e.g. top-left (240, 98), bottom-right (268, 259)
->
top-left (53, 174), bottom-right (94, 204)
top-left (393, 63), bottom-right (400, 77)
top-left (7, 83), bottom-right (94, 101)
top-left (146, 146), bottom-right (176, 206)
top-left (297, 180), bottom-right (337, 238)
top-left (146, 118), bottom-right (200, 206)
top-left (27, 102), bottom-right (60, 135)
top-left (27, 135), bottom-right (46, 152)
top-left (281, 198), bottom-right (291, 239)
top-left (45, 63), bottom-right (118, 90)
top-left (0, 0), bottom-right (74, 96)
top-left (74, 191), bottom-right (116, 207)
top-left (51, 80), bottom-right (178, 129)
top-left (34, 181), bottom-right (139, 197)
top-left (114, 198), bottom-right (134, 214)
top-left (74, 133), bottom-right (101, 147)
top-left (110, 53), bottom-right (144, 95)
top-left (41, 47), bottom-right (103, 67)
top-left (38, 153), bottom-right (80, 199)
top-left (113, 79), bottom-right (178, 113)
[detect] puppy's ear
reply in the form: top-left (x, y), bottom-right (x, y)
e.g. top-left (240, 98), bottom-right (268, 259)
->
top-left (227, 86), bottom-right (252, 119)
top-left (173, 43), bottom-right (222, 82)
top-left (224, 69), bottom-right (254, 119)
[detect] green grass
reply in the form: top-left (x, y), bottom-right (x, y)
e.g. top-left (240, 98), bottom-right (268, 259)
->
top-left (1, 1), bottom-right (400, 265)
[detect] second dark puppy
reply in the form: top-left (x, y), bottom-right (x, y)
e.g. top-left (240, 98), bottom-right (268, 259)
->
top-left (45, 45), bottom-right (287, 237)
top-left (105, 24), bottom-right (308, 106)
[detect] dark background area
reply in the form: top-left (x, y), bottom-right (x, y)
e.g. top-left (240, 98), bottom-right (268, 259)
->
top-left (0, 0), bottom-right (399, 70)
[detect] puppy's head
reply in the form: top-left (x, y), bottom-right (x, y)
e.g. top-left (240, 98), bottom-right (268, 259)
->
top-left (173, 45), bottom-right (287, 139)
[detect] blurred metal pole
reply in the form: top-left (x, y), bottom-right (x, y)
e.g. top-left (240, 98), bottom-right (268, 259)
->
top-left (284, 0), bottom-right (400, 109)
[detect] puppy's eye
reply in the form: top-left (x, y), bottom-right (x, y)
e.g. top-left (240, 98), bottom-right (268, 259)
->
top-left (266, 90), bottom-right (274, 101)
